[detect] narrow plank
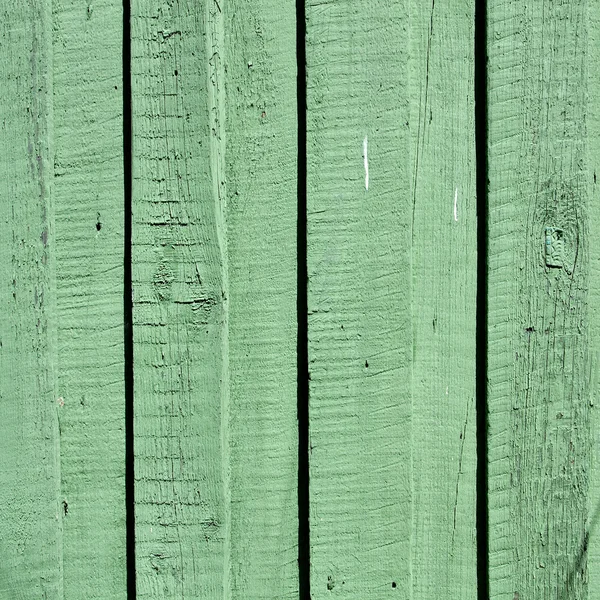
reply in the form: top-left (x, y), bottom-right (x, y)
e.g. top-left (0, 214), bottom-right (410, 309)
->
top-left (306, 1), bottom-right (477, 598)
top-left (487, 2), bottom-right (592, 598)
top-left (588, 4), bottom-right (600, 597)
top-left (52, 1), bottom-right (127, 598)
top-left (408, 0), bottom-right (478, 597)
top-left (224, 0), bottom-right (299, 597)
top-left (131, 1), bottom-right (228, 595)
top-left (0, 2), bottom-right (62, 598)
top-left (131, 1), bottom-right (298, 597)
top-left (0, 2), bottom-right (127, 597)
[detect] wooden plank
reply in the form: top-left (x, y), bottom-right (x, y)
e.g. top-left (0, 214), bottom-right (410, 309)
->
top-left (0, 2), bottom-right (62, 597)
top-left (131, 1), bottom-right (298, 597)
top-left (131, 3), bottom-right (228, 594)
top-left (588, 5), bottom-right (600, 597)
top-left (487, 1), bottom-right (592, 597)
top-left (223, 0), bottom-right (299, 597)
top-left (52, 2), bottom-right (127, 598)
top-left (306, 1), bottom-right (477, 598)
top-left (408, 1), bottom-right (478, 597)
top-left (0, 2), bottom-right (126, 598)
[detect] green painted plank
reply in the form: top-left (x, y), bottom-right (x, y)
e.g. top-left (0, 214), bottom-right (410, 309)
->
top-left (487, 2), bottom-right (592, 598)
top-left (131, 1), bottom-right (297, 597)
top-left (224, 0), bottom-right (298, 597)
top-left (131, 3), bottom-right (228, 595)
top-left (0, 2), bottom-right (126, 598)
top-left (52, 1), bottom-right (127, 598)
top-left (407, 1), bottom-right (478, 596)
top-left (306, 1), bottom-right (477, 598)
top-left (0, 3), bottom-right (62, 598)
top-left (588, 5), bottom-right (600, 598)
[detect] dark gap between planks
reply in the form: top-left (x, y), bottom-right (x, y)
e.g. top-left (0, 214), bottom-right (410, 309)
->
top-left (296, 0), bottom-right (311, 596)
top-left (123, 0), bottom-right (136, 597)
top-left (475, 0), bottom-right (489, 598)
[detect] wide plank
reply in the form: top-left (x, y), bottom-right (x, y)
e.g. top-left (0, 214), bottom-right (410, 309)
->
top-left (306, 1), bottom-right (477, 598)
top-left (0, 1), bottom-right (126, 598)
top-left (224, 0), bottom-right (299, 597)
top-left (131, 1), bottom-right (298, 597)
top-left (487, 1), bottom-right (592, 597)
top-left (0, 2), bottom-right (62, 597)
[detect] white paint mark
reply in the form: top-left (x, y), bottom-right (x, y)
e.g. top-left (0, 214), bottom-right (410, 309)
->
top-left (446, 386), bottom-right (449, 396)
top-left (453, 188), bottom-right (459, 222)
top-left (363, 136), bottom-right (369, 191)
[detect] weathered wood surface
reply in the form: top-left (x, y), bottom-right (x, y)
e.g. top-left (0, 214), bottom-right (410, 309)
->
top-left (306, 1), bottom-right (477, 598)
top-left (8, 3), bottom-right (600, 598)
top-left (224, 0), bottom-right (298, 596)
top-left (53, 2), bottom-right (127, 598)
top-left (131, 0), bottom-right (297, 597)
top-left (588, 7), bottom-right (600, 599)
top-left (0, 1), bottom-right (126, 598)
top-left (487, 1), bottom-right (595, 598)
top-left (0, 3), bottom-right (61, 597)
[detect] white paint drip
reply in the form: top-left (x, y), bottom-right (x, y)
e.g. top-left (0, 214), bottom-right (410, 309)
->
top-left (363, 136), bottom-right (369, 191)
top-left (454, 188), bottom-right (459, 222)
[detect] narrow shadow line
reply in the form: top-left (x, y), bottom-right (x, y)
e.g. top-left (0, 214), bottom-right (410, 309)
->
top-left (122, 0), bottom-right (136, 597)
top-left (475, 0), bottom-right (489, 599)
top-left (296, 0), bottom-right (310, 598)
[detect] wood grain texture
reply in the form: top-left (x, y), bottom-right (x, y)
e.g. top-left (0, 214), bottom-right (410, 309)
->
top-left (408, 1), bottom-right (477, 597)
top-left (224, 0), bottom-right (298, 597)
top-left (0, 2), bottom-right (61, 597)
top-left (487, 1), bottom-right (592, 598)
top-left (0, 1), bottom-right (126, 598)
top-left (587, 4), bottom-right (600, 598)
top-left (131, 1), bottom-right (229, 595)
top-left (131, 1), bottom-right (297, 597)
top-left (306, 1), bottom-right (477, 598)
top-left (52, 1), bottom-right (127, 597)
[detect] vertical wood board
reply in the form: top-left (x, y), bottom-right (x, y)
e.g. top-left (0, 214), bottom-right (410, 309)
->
top-left (306, 1), bottom-right (477, 598)
top-left (0, 2), bottom-right (61, 597)
top-left (408, 0), bottom-right (477, 597)
top-left (53, 1), bottom-right (127, 597)
top-left (131, 1), bottom-right (298, 597)
top-left (487, 1), bottom-right (591, 598)
top-left (0, 2), bottom-right (126, 598)
top-left (224, 0), bottom-right (299, 597)
top-left (131, 1), bottom-right (229, 594)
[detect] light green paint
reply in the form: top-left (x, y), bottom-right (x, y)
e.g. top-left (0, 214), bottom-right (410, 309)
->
top-left (224, 0), bottom-right (299, 597)
top-left (588, 5), bottom-right (600, 599)
top-left (53, 2), bottom-right (127, 597)
top-left (306, 1), bottom-right (477, 598)
top-left (131, 0), bottom-right (297, 597)
top-left (0, 5), bottom-right (61, 597)
top-left (131, 1), bottom-right (229, 595)
top-left (0, 1), bottom-right (126, 598)
top-left (4, 3), bottom-right (600, 599)
top-left (487, 1), bottom-right (593, 598)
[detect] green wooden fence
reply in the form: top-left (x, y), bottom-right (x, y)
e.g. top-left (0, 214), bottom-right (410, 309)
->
top-left (1, 1), bottom-right (598, 598)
